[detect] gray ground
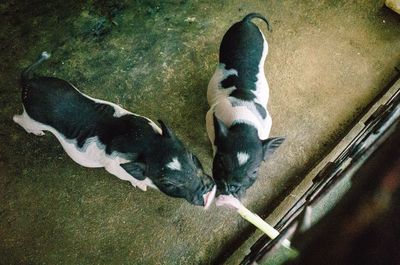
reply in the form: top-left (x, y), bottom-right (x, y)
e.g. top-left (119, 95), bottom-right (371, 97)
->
top-left (0, 0), bottom-right (399, 264)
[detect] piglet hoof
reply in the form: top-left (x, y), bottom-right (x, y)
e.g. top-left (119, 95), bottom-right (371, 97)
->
top-left (131, 181), bottom-right (147, 191)
top-left (32, 130), bottom-right (45, 136)
top-left (137, 183), bottom-right (147, 191)
top-left (12, 115), bottom-right (21, 123)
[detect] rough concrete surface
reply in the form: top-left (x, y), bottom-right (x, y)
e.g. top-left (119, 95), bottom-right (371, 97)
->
top-left (0, 1), bottom-right (399, 264)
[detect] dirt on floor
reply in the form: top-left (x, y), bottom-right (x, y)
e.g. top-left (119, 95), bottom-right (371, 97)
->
top-left (0, 0), bottom-right (399, 264)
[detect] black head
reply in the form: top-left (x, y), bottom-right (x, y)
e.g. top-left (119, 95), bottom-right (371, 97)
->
top-left (212, 115), bottom-right (284, 198)
top-left (122, 120), bottom-right (216, 207)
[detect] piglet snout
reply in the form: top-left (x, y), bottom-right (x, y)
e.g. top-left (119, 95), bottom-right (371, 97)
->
top-left (215, 194), bottom-right (241, 210)
top-left (203, 185), bottom-right (217, 209)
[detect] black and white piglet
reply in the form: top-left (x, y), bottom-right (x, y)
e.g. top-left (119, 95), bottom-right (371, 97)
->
top-left (206, 13), bottom-right (284, 198)
top-left (14, 52), bottom-right (216, 208)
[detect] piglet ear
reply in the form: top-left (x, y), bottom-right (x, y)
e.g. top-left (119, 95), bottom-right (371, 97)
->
top-left (262, 137), bottom-right (285, 161)
top-left (213, 114), bottom-right (228, 140)
top-left (121, 161), bottom-right (146, 180)
top-left (158, 120), bottom-right (174, 139)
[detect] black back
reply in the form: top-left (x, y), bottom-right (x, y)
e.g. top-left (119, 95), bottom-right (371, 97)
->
top-left (22, 77), bottom-right (157, 154)
top-left (219, 18), bottom-right (264, 95)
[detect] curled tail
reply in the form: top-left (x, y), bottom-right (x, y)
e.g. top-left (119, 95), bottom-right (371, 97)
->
top-left (242, 13), bottom-right (272, 32)
top-left (21, 51), bottom-right (51, 81)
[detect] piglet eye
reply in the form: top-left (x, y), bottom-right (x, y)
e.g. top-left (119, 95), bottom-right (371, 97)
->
top-left (249, 170), bottom-right (258, 179)
top-left (160, 180), bottom-right (176, 188)
top-left (228, 184), bottom-right (240, 193)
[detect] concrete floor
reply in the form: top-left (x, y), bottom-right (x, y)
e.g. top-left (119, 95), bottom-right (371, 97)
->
top-left (0, 1), bottom-right (399, 264)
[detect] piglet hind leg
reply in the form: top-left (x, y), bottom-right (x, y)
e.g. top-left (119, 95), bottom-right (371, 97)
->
top-left (13, 110), bottom-right (45, 136)
top-left (205, 110), bottom-right (216, 155)
top-left (104, 162), bottom-right (148, 191)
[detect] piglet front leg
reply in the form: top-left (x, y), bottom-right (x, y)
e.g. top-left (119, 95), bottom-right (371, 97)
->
top-left (104, 162), bottom-right (148, 191)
